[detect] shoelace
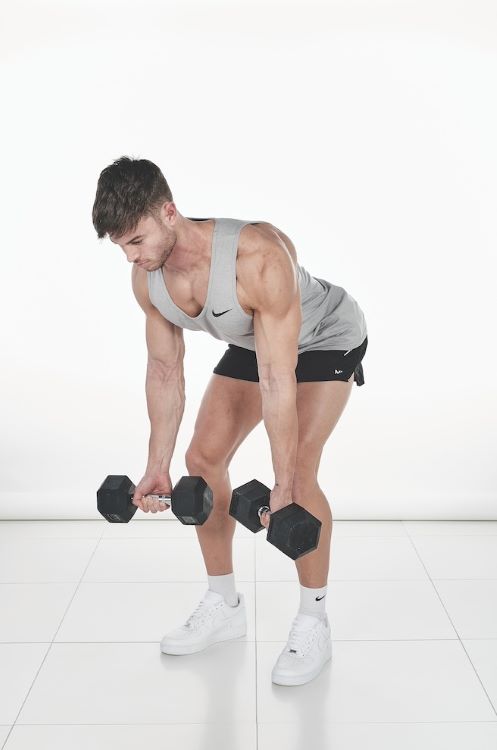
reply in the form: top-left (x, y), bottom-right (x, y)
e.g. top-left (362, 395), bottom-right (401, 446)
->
top-left (286, 617), bottom-right (321, 657)
top-left (185, 598), bottom-right (223, 630)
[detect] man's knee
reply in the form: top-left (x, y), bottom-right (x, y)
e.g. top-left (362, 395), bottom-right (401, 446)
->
top-left (185, 446), bottom-right (229, 475)
top-left (184, 449), bottom-right (233, 519)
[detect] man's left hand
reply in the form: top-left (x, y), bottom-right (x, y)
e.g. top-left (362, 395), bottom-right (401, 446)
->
top-left (260, 485), bottom-right (293, 529)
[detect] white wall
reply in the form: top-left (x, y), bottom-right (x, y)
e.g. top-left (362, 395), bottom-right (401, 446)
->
top-left (1, 0), bottom-right (496, 520)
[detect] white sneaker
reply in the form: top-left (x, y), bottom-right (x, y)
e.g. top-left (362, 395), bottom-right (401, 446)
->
top-left (160, 589), bottom-right (247, 655)
top-left (271, 612), bottom-right (333, 686)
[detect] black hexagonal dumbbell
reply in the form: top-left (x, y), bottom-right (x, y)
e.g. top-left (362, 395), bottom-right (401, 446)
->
top-left (97, 474), bottom-right (213, 525)
top-left (229, 478), bottom-right (322, 560)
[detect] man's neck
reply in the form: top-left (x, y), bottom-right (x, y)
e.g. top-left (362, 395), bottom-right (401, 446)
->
top-left (165, 216), bottom-right (214, 274)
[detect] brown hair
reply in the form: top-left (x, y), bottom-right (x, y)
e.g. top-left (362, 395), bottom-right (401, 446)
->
top-left (92, 156), bottom-right (174, 240)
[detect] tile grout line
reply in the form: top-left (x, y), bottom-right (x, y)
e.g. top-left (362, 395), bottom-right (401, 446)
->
top-left (3, 531), bottom-right (106, 744)
top-left (2, 637), bottom-right (496, 644)
top-left (3, 577), bottom-right (497, 584)
top-left (1, 719), bottom-right (497, 726)
top-left (3, 578), bottom-right (497, 584)
top-left (0, 719), bottom-right (497, 728)
top-left (254, 535), bottom-right (259, 749)
top-left (401, 520), bottom-right (497, 718)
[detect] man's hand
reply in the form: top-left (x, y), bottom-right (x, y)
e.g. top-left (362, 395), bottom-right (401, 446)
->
top-left (132, 470), bottom-right (173, 513)
top-left (259, 484), bottom-right (293, 529)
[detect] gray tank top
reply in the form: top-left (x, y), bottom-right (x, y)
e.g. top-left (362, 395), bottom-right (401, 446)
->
top-left (147, 217), bottom-right (367, 353)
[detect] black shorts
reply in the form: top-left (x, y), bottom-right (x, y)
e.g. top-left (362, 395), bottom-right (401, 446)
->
top-left (213, 336), bottom-right (368, 385)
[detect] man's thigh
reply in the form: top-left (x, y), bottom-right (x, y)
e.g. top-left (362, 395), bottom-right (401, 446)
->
top-left (186, 373), bottom-right (263, 468)
top-left (294, 372), bottom-right (354, 488)
top-left (186, 369), bottom-right (354, 481)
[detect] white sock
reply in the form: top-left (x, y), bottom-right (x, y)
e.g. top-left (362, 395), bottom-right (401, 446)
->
top-left (207, 572), bottom-right (239, 607)
top-left (298, 583), bottom-right (328, 620)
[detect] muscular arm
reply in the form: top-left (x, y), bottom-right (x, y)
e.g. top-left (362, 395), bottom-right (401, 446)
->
top-left (244, 232), bottom-right (302, 493)
top-left (132, 265), bottom-right (186, 472)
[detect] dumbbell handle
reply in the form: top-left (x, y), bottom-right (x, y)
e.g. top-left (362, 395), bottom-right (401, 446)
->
top-left (145, 493), bottom-right (171, 505)
top-left (127, 486), bottom-right (171, 505)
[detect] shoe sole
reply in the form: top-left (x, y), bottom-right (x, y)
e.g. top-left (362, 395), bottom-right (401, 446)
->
top-left (160, 618), bottom-right (247, 655)
top-left (271, 641), bottom-right (333, 686)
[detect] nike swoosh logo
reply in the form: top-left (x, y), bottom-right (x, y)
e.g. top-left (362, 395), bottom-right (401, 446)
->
top-left (212, 308), bottom-right (232, 317)
top-left (315, 594), bottom-right (326, 601)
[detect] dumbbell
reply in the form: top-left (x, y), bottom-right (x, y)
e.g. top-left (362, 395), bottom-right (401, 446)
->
top-left (229, 478), bottom-right (321, 560)
top-left (97, 474), bottom-right (213, 524)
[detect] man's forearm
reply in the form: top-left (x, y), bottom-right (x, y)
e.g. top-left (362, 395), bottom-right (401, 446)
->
top-left (260, 377), bottom-right (298, 493)
top-left (145, 362), bottom-right (185, 472)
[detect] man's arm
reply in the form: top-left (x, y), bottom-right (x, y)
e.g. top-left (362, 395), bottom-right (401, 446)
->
top-left (132, 266), bottom-right (186, 473)
top-left (247, 237), bottom-right (302, 494)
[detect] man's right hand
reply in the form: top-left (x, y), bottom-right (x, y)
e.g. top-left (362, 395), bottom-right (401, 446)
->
top-left (132, 471), bottom-right (173, 513)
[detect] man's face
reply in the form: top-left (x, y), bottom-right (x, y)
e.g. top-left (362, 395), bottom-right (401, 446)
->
top-left (110, 213), bottom-right (176, 271)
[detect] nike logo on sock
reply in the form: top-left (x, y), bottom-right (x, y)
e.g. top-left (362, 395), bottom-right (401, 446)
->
top-left (315, 594), bottom-right (326, 601)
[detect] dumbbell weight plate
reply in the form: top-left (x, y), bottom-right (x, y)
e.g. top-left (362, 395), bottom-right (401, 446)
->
top-left (172, 475), bottom-right (213, 525)
top-left (229, 479), bottom-right (270, 533)
top-left (266, 503), bottom-right (322, 560)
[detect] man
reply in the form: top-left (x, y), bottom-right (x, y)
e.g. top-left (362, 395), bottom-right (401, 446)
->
top-left (92, 156), bottom-right (368, 687)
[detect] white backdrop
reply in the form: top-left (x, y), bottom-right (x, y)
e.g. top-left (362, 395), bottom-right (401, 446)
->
top-left (1, 0), bottom-right (496, 520)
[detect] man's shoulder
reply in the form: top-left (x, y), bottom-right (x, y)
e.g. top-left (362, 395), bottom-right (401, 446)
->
top-left (238, 220), bottom-right (298, 266)
top-left (238, 220), bottom-right (298, 278)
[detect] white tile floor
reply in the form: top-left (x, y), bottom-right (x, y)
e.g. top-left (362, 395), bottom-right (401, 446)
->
top-left (0, 519), bottom-right (497, 749)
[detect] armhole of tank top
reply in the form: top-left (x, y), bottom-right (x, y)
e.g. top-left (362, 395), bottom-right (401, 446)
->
top-left (232, 221), bottom-right (259, 319)
top-left (146, 269), bottom-right (153, 305)
top-left (146, 269), bottom-right (160, 312)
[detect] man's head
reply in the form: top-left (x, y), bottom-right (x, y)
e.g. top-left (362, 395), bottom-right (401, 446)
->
top-left (92, 155), bottom-right (178, 269)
